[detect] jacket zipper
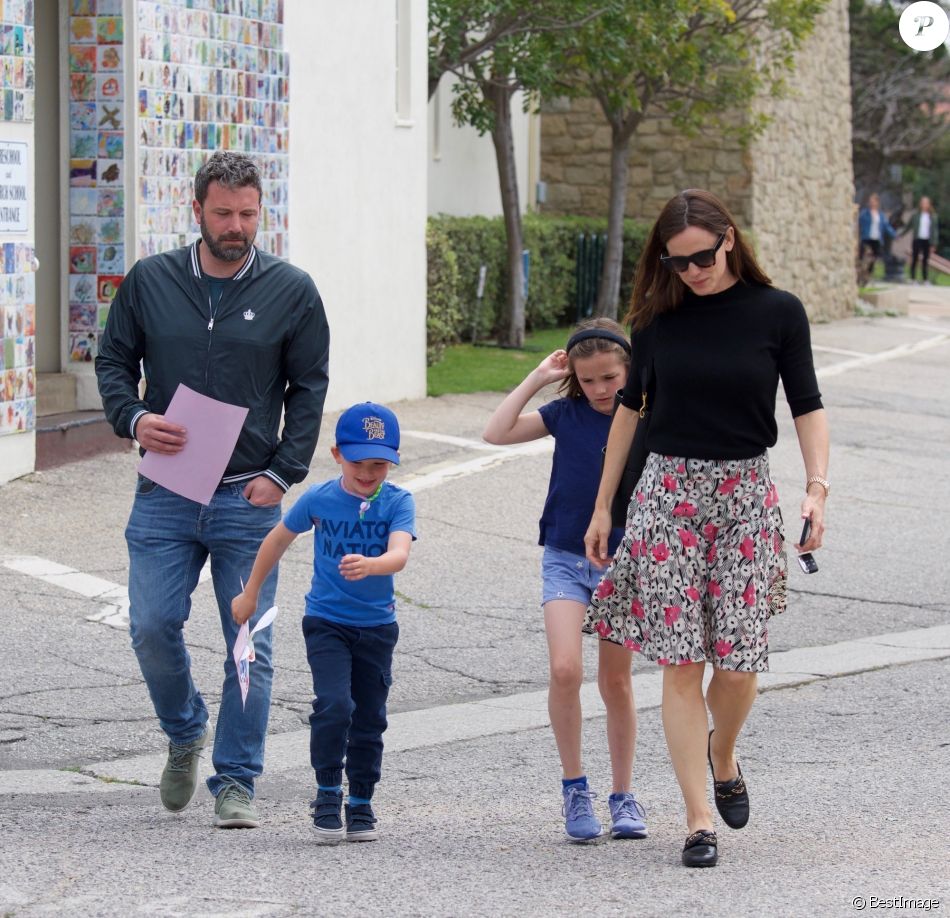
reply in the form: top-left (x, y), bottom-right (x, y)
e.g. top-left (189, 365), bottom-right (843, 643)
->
top-left (206, 293), bottom-right (215, 388)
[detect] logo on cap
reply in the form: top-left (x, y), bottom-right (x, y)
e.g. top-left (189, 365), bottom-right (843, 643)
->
top-left (363, 417), bottom-right (386, 441)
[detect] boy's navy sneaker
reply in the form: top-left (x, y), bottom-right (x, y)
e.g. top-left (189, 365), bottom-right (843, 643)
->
top-left (345, 802), bottom-right (379, 842)
top-left (562, 784), bottom-right (604, 842)
top-left (608, 791), bottom-right (648, 839)
top-left (310, 789), bottom-right (346, 844)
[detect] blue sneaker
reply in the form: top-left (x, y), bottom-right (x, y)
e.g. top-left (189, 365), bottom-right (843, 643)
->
top-left (345, 802), bottom-right (379, 842)
top-left (562, 784), bottom-right (604, 842)
top-left (309, 789), bottom-right (345, 845)
top-left (609, 791), bottom-right (648, 839)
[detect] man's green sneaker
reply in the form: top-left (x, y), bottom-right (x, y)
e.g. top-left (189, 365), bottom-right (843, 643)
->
top-left (159, 731), bottom-right (208, 812)
top-left (213, 781), bottom-right (260, 829)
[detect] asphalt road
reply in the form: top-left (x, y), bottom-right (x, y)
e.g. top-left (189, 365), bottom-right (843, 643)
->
top-left (1, 291), bottom-right (949, 917)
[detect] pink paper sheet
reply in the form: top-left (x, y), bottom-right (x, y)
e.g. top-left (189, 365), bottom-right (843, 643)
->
top-left (138, 384), bottom-right (249, 505)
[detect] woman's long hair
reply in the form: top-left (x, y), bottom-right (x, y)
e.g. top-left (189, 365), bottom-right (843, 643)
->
top-left (625, 189), bottom-right (772, 331)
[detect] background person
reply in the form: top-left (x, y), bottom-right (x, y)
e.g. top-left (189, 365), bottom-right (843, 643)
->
top-left (483, 318), bottom-right (647, 844)
top-left (902, 195), bottom-right (939, 283)
top-left (96, 151), bottom-right (330, 829)
top-left (858, 192), bottom-right (896, 278)
top-left (583, 188), bottom-right (829, 868)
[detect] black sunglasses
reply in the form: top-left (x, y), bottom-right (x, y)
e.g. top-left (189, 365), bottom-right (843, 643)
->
top-left (660, 233), bottom-right (726, 273)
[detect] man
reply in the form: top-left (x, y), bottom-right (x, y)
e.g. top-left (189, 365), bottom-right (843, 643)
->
top-left (96, 152), bottom-right (330, 829)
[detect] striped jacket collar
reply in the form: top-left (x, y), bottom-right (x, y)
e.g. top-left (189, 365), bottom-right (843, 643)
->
top-left (189, 239), bottom-right (257, 281)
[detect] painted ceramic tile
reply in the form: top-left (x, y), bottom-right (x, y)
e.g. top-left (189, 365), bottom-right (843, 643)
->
top-left (68, 301), bottom-right (96, 330)
top-left (97, 243), bottom-right (123, 273)
top-left (69, 101), bottom-right (97, 130)
top-left (96, 274), bottom-right (122, 303)
top-left (96, 16), bottom-right (122, 44)
top-left (68, 158), bottom-right (96, 186)
top-left (68, 245), bottom-right (97, 274)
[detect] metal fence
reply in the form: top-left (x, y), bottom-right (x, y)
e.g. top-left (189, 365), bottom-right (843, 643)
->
top-left (575, 232), bottom-right (606, 321)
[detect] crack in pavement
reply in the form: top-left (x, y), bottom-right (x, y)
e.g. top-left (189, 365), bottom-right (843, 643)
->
top-left (406, 652), bottom-right (538, 689)
top-left (0, 680), bottom-right (143, 705)
top-left (414, 512), bottom-right (531, 545)
top-left (787, 588), bottom-right (949, 612)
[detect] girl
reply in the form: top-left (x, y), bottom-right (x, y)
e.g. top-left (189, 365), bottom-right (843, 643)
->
top-left (584, 189), bottom-right (829, 868)
top-left (483, 318), bottom-right (647, 843)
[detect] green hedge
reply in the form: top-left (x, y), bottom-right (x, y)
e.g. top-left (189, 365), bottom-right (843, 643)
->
top-left (426, 214), bottom-right (650, 365)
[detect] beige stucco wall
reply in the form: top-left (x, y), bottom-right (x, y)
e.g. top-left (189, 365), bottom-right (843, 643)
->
top-left (539, 0), bottom-right (855, 320)
top-left (286, 0), bottom-right (429, 410)
top-left (428, 78), bottom-right (537, 217)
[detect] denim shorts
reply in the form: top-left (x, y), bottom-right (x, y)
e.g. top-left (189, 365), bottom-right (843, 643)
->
top-left (541, 544), bottom-right (609, 606)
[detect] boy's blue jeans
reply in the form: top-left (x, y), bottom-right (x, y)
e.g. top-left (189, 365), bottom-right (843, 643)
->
top-left (302, 616), bottom-right (399, 800)
top-left (125, 477), bottom-right (280, 798)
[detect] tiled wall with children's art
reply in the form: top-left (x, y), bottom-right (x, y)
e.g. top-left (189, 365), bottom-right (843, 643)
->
top-left (66, 0), bottom-right (125, 366)
top-left (0, 1), bottom-right (35, 437)
top-left (67, 0), bottom-right (290, 365)
top-left (0, 0), bottom-right (35, 122)
top-left (0, 244), bottom-right (36, 435)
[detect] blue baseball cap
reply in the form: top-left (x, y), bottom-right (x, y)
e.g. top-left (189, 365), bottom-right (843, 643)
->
top-left (335, 402), bottom-right (401, 465)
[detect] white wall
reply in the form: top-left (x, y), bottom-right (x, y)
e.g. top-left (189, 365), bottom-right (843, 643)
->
top-left (285, 0), bottom-right (428, 413)
top-left (427, 76), bottom-right (537, 217)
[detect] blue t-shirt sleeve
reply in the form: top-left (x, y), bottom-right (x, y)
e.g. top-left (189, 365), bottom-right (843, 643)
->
top-left (538, 398), bottom-right (565, 436)
top-left (282, 487), bottom-right (318, 534)
top-left (389, 490), bottom-right (417, 540)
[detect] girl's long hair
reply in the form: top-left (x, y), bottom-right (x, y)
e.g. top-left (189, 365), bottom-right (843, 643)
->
top-left (558, 317), bottom-right (630, 399)
top-left (625, 189), bottom-right (772, 331)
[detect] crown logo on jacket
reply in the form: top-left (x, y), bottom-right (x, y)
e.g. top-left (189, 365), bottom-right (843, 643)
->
top-left (243, 308), bottom-right (255, 321)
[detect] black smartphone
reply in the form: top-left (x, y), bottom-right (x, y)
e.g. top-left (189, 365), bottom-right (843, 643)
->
top-left (800, 518), bottom-right (811, 545)
top-left (798, 517), bottom-right (818, 573)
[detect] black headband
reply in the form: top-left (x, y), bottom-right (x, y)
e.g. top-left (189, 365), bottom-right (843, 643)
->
top-left (566, 329), bottom-right (632, 354)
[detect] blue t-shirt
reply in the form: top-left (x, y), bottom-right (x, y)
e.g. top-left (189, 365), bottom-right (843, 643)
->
top-left (537, 397), bottom-right (623, 558)
top-left (283, 478), bottom-right (417, 627)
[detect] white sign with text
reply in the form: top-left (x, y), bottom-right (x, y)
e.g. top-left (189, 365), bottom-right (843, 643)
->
top-left (0, 141), bottom-right (28, 233)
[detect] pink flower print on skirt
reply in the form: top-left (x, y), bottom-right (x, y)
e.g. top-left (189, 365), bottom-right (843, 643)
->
top-left (582, 452), bottom-right (787, 673)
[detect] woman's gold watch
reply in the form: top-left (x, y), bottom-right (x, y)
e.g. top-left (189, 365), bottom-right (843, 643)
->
top-left (806, 475), bottom-right (830, 497)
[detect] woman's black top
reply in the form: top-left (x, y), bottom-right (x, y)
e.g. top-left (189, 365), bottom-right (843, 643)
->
top-left (620, 281), bottom-right (823, 460)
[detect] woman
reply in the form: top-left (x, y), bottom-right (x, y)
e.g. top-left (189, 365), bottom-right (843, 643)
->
top-left (903, 195), bottom-right (939, 284)
top-left (583, 189), bottom-right (829, 868)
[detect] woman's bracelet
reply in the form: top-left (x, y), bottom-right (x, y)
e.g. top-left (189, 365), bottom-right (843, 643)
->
top-left (806, 475), bottom-right (830, 497)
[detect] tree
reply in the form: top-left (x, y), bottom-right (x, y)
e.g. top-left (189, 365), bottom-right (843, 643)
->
top-left (849, 0), bottom-right (950, 200)
top-left (429, 1), bottom-right (601, 347)
top-left (567, 0), bottom-right (825, 318)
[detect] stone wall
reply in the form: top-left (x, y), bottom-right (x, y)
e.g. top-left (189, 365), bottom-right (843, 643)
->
top-left (539, 0), bottom-right (855, 320)
top-left (541, 98), bottom-right (754, 228)
top-left (748, 0), bottom-right (856, 320)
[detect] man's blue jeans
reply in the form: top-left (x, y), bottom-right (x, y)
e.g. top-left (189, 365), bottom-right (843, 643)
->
top-left (125, 477), bottom-right (280, 798)
top-left (302, 616), bottom-right (399, 800)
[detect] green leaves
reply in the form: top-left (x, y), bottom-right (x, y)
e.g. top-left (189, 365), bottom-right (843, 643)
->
top-left (430, 0), bottom-right (601, 132)
top-left (567, 0), bottom-right (825, 143)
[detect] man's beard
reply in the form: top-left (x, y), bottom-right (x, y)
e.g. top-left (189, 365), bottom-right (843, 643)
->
top-left (200, 214), bottom-right (255, 263)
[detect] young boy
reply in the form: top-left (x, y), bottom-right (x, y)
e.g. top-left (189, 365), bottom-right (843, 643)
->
top-left (232, 402), bottom-right (416, 843)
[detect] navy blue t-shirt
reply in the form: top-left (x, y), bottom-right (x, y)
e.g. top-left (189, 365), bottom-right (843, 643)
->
top-left (283, 478), bottom-right (417, 627)
top-left (537, 397), bottom-right (623, 558)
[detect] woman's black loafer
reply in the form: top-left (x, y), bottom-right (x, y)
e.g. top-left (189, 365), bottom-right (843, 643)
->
top-left (708, 729), bottom-right (750, 829)
top-left (682, 829), bottom-right (718, 867)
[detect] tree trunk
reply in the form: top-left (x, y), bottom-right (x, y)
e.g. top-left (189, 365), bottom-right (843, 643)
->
top-left (595, 119), bottom-right (638, 319)
top-left (486, 80), bottom-right (525, 349)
